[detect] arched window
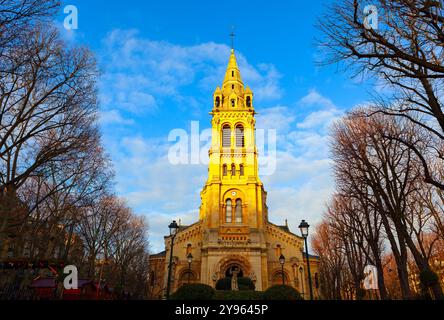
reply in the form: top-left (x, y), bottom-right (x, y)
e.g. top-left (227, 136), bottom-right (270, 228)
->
top-left (225, 199), bottom-right (232, 223)
top-left (246, 96), bottom-right (251, 107)
top-left (235, 199), bottom-right (242, 223)
top-left (272, 271), bottom-right (289, 286)
top-left (222, 164), bottom-right (227, 176)
top-left (231, 99), bottom-right (235, 107)
top-left (235, 125), bottom-right (244, 147)
top-left (231, 164), bottom-right (236, 176)
top-left (239, 164), bottom-right (244, 176)
top-left (315, 273), bottom-right (319, 289)
top-left (222, 125), bottom-right (231, 147)
top-left (215, 96), bottom-right (220, 107)
top-left (179, 271), bottom-right (195, 286)
top-left (150, 271), bottom-right (155, 287)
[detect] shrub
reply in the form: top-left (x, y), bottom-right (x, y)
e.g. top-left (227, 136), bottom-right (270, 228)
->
top-left (238, 277), bottom-right (255, 291)
top-left (214, 290), bottom-right (263, 300)
top-left (263, 285), bottom-right (303, 300)
top-left (215, 277), bottom-right (255, 291)
top-left (356, 288), bottom-right (366, 300)
top-left (419, 270), bottom-right (439, 288)
top-left (215, 277), bottom-right (231, 290)
top-left (170, 284), bottom-right (215, 300)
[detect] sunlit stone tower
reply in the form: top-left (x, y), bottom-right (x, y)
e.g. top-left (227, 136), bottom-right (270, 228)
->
top-left (148, 49), bottom-right (320, 298)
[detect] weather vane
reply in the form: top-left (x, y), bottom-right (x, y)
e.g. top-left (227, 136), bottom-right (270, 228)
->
top-left (230, 26), bottom-right (235, 50)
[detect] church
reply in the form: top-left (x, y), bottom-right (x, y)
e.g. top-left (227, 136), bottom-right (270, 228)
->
top-left (148, 48), bottom-right (320, 299)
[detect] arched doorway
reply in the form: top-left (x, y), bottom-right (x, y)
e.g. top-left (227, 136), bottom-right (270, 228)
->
top-left (271, 270), bottom-right (289, 286)
top-left (178, 270), bottom-right (196, 287)
top-left (213, 255), bottom-right (252, 285)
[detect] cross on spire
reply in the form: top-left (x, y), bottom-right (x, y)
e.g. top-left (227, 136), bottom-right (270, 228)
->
top-left (230, 26), bottom-right (235, 50)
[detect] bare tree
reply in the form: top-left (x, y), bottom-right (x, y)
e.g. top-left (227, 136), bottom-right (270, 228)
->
top-left (327, 193), bottom-right (389, 299)
top-left (317, 0), bottom-right (444, 190)
top-left (108, 214), bottom-right (149, 297)
top-left (331, 110), bottom-right (444, 299)
top-left (0, 0), bottom-right (59, 52)
top-left (78, 196), bottom-right (129, 278)
top-left (0, 1), bottom-right (151, 300)
top-left (312, 221), bottom-right (347, 299)
top-left (0, 24), bottom-right (98, 247)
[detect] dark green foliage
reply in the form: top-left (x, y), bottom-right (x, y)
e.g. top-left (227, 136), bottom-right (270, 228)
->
top-left (237, 277), bottom-right (255, 291)
top-left (419, 270), bottom-right (439, 288)
top-left (263, 285), bottom-right (303, 300)
top-left (356, 288), bottom-right (366, 300)
top-left (214, 290), bottom-right (263, 300)
top-left (215, 277), bottom-right (231, 290)
top-left (215, 277), bottom-right (255, 291)
top-left (170, 284), bottom-right (215, 300)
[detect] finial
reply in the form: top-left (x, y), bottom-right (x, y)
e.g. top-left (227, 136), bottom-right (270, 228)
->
top-left (285, 219), bottom-right (288, 227)
top-left (230, 26), bottom-right (235, 50)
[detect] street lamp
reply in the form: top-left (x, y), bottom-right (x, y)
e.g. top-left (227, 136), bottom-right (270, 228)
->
top-left (279, 254), bottom-right (286, 285)
top-left (166, 220), bottom-right (179, 299)
top-left (187, 253), bottom-right (193, 284)
top-left (299, 219), bottom-right (313, 300)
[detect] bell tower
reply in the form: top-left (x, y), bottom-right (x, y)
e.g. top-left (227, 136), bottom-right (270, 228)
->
top-left (198, 49), bottom-right (269, 289)
top-left (199, 49), bottom-right (268, 230)
top-left (151, 45), bottom-right (321, 298)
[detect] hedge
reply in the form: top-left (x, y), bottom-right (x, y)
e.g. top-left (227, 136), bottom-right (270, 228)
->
top-left (215, 277), bottom-right (231, 290)
top-left (214, 290), bottom-right (263, 300)
top-left (215, 277), bottom-right (255, 291)
top-left (238, 277), bottom-right (255, 291)
top-left (263, 285), bottom-right (303, 300)
top-left (170, 284), bottom-right (215, 300)
top-left (171, 283), bottom-right (303, 300)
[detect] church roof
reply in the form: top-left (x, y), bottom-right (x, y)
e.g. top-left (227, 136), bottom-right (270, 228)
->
top-left (277, 225), bottom-right (291, 233)
top-left (302, 252), bottom-right (320, 261)
top-left (268, 221), bottom-right (302, 239)
top-left (150, 250), bottom-right (166, 257)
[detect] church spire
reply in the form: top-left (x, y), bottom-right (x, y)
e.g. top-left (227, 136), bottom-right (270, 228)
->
top-left (212, 38), bottom-right (253, 111)
top-left (222, 49), bottom-right (244, 98)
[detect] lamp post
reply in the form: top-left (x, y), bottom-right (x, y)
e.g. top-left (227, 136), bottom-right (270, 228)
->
top-left (299, 219), bottom-right (314, 300)
top-left (166, 220), bottom-right (179, 299)
top-left (279, 254), bottom-right (286, 285)
top-left (187, 253), bottom-right (193, 284)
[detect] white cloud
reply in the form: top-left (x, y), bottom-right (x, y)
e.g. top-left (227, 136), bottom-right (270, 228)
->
top-left (256, 106), bottom-right (295, 133)
top-left (296, 89), bottom-right (344, 132)
top-left (99, 29), bottom-right (283, 118)
top-left (108, 134), bottom-right (207, 251)
top-left (99, 109), bottom-right (134, 125)
top-left (297, 109), bottom-right (342, 130)
top-left (299, 89), bottom-right (336, 109)
top-left (99, 33), bottom-right (345, 252)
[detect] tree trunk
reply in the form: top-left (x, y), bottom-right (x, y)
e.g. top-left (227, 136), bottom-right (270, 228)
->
top-left (373, 255), bottom-right (388, 300)
top-left (403, 233), bottom-right (444, 300)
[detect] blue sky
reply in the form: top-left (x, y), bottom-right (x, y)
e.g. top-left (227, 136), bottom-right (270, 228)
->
top-left (56, 0), bottom-right (373, 252)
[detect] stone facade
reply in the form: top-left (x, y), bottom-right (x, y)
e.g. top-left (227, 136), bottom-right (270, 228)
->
top-left (148, 49), bottom-right (320, 299)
